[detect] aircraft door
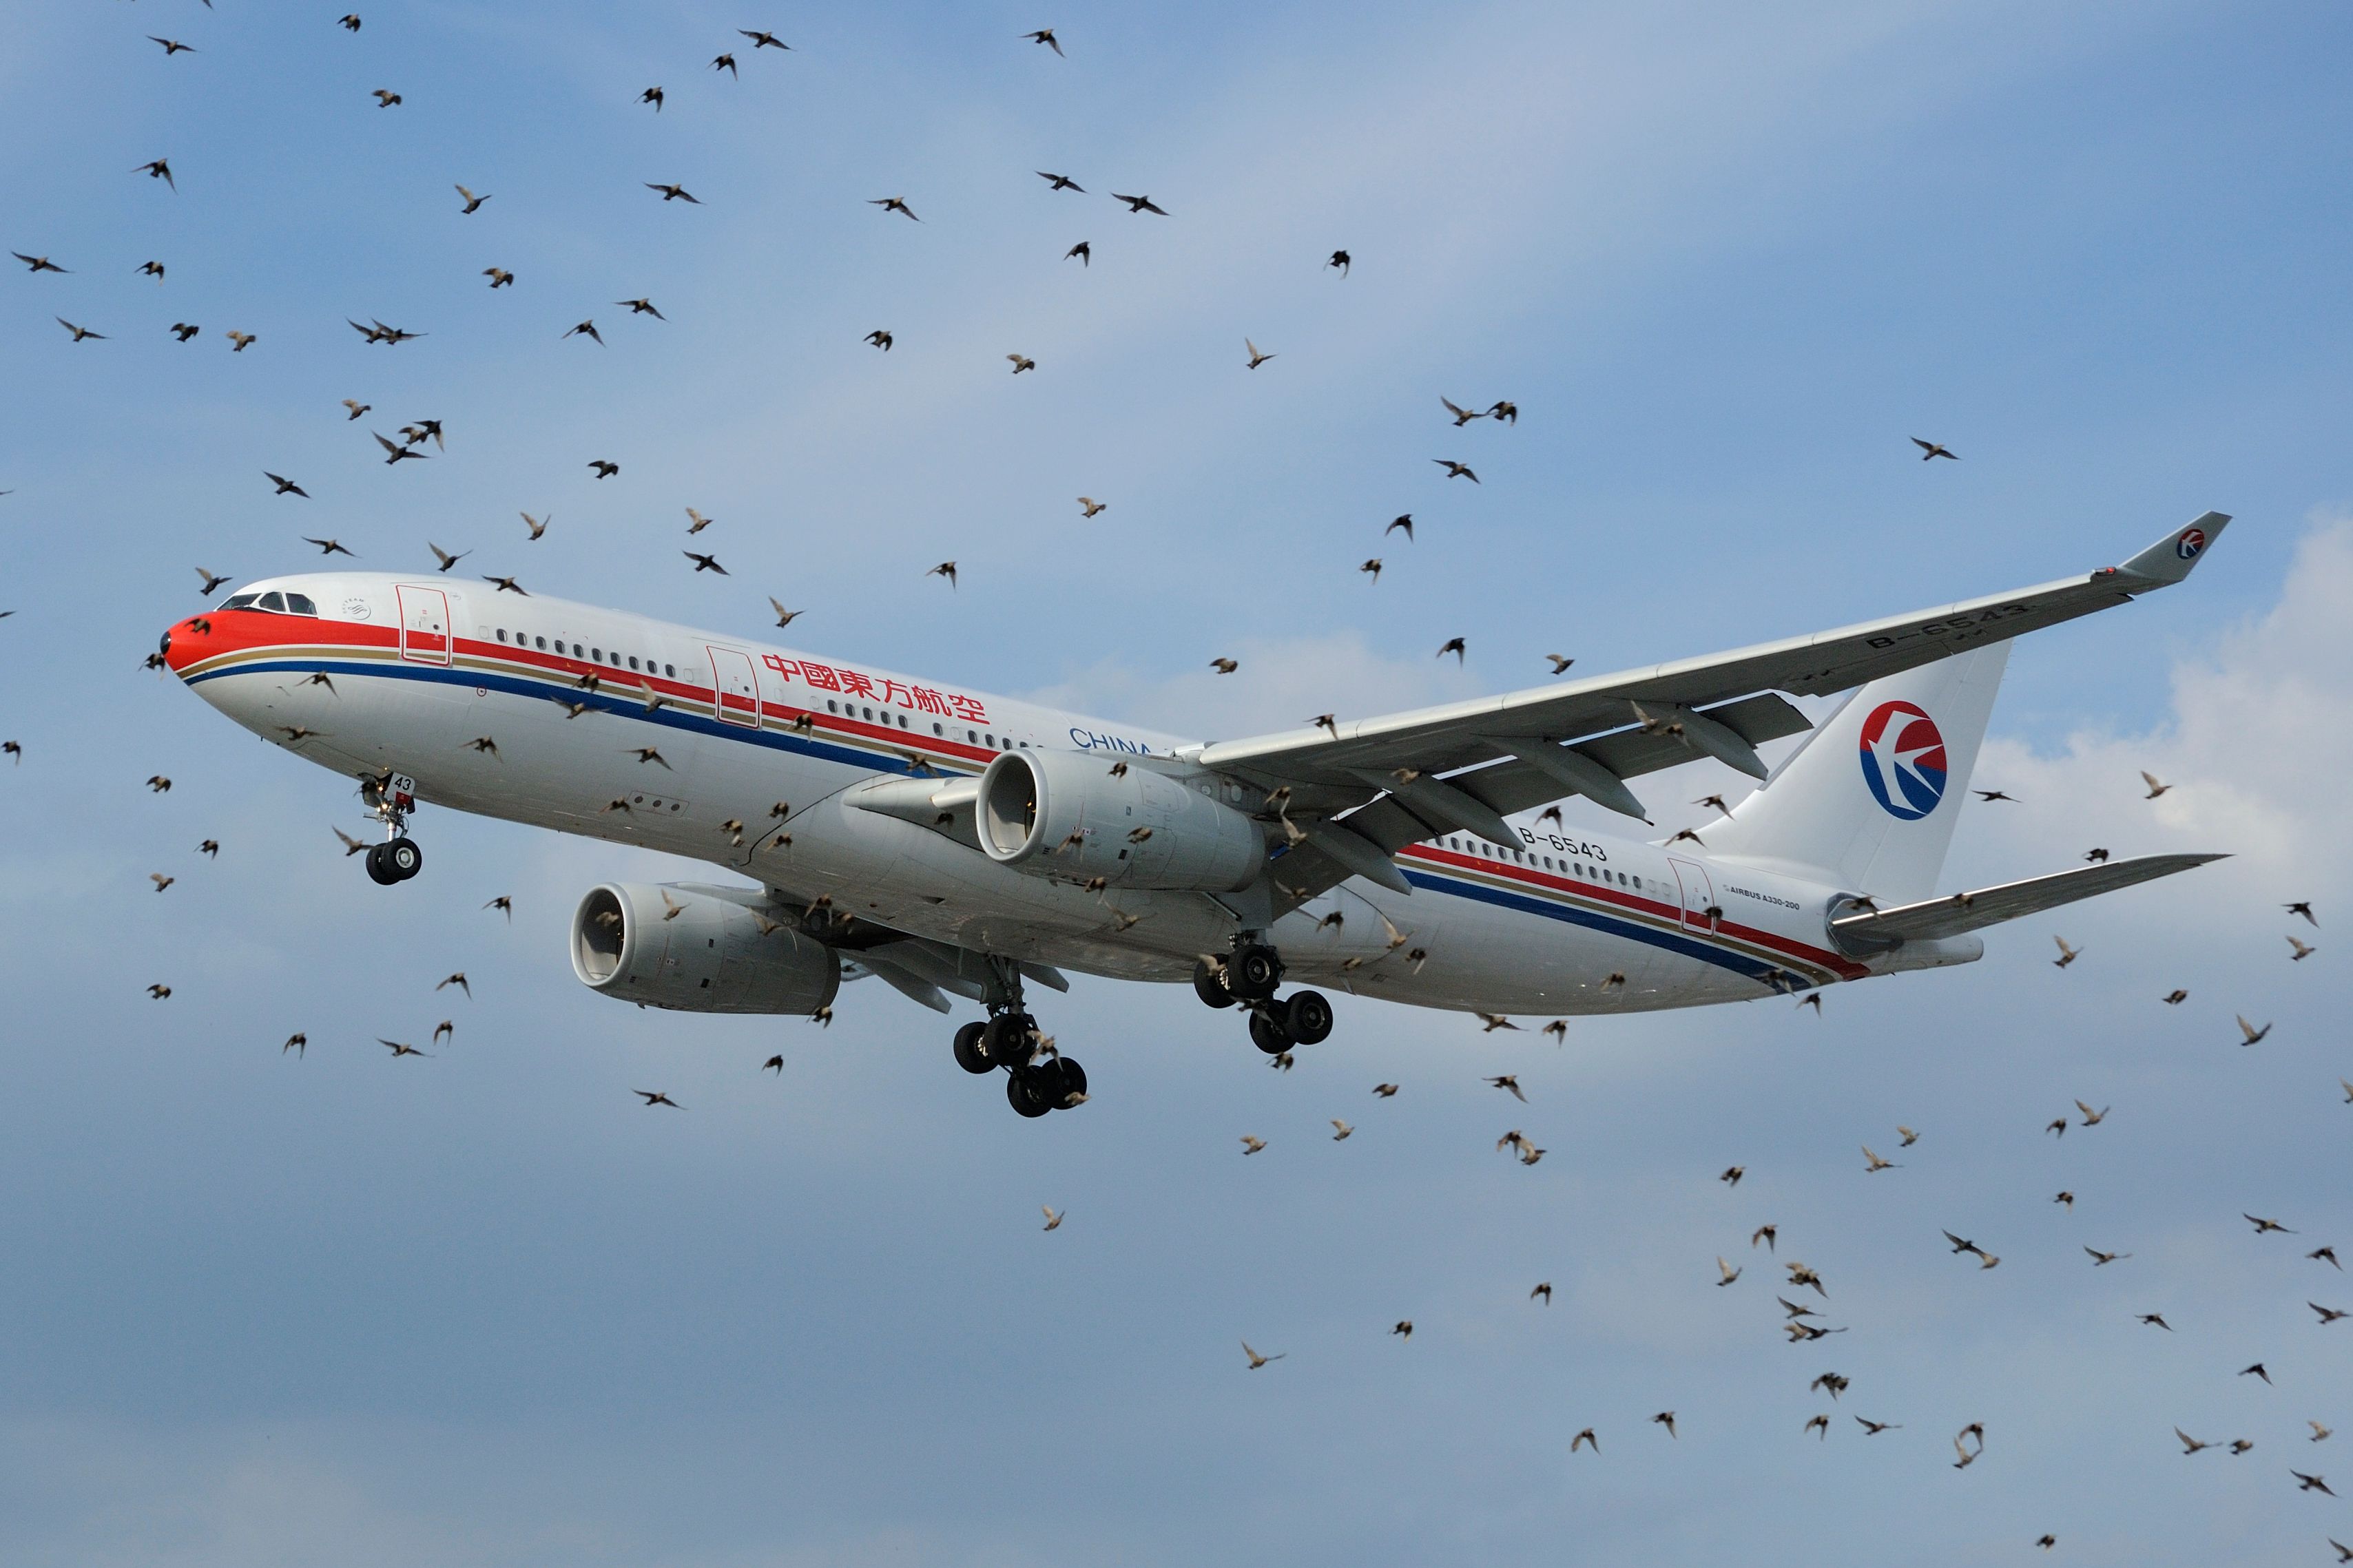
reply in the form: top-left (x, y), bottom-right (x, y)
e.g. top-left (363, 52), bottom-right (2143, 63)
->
top-left (707, 646), bottom-right (760, 726)
top-left (395, 584), bottom-right (452, 665)
top-left (1669, 857), bottom-right (1718, 934)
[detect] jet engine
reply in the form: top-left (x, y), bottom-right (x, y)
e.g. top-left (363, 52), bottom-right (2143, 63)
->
top-left (570, 883), bottom-right (842, 1014)
top-left (977, 749), bottom-right (1265, 891)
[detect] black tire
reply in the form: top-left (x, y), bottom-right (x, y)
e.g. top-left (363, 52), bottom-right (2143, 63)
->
top-left (1284, 989), bottom-right (1334, 1046)
top-left (386, 837), bottom-right (423, 880)
top-left (1232, 944), bottom-right (1283, 1002)
top-left (1248, 1005), bottom-right (1292, 1055)
top-left (1192, 957), bottom-right (1236, 1010)
top-left (1050, 1056), bottom-right (1087, 1105)
top-left (985, 1013), bottom-right (1036, 1068)
top-left (364, 842), bottom-right (399, 886)
top-left (1006, 1072), bottom-right (1052, 1118)
top-left (953, 1021), bottom-right (992, 1074)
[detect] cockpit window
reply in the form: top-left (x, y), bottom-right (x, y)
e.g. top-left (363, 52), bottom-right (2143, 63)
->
top-left (258, 592), bottom-right (286, 611)
top-left (284, 592), bottom-right (317, 615)
top-left (221, 593), bottom-right (260, 609)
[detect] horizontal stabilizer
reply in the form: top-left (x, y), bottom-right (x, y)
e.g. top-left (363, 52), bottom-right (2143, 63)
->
top-left (1829, 853), bottom-right (2226, 948)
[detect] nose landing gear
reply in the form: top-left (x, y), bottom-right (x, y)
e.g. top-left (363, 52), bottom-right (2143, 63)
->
top-left (952, 959), bottom-right (1086, 1118)
top-left (359, 772), bottom-right (424, 884)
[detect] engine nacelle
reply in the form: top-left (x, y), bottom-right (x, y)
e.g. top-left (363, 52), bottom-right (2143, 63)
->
top-left (570, 883), bottom-right (842, 1014)
top-left (977, 749), bottom-right (1265, 891)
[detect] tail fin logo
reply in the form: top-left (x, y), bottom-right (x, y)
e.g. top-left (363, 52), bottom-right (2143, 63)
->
top-left (2176, 527), bottom-right (2207, 560)
top-left (1858, 700), bottom-right (1948, 821)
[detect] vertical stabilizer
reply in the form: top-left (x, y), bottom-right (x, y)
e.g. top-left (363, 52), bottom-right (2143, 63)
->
top-left (1701, 642), bottom-right (2011, 901)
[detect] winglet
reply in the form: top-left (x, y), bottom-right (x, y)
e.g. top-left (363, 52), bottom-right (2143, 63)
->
top-left (2113, 512), bottom-right (2229, 587)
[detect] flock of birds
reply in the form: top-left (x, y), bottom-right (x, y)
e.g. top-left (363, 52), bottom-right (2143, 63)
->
top-left (8, 10), bottom-right (2345, 1559)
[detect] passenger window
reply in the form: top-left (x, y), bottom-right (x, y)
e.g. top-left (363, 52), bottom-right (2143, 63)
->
top-left (284, 592), bottom-right (317, 615)
top-left (664, 664), bottom-right (675, 678)
top-left (258, 592), bottom-right (286, 611)
top-left (933, 723), bottom-right (943, 736)
top-left (572, 643), bottom-right (583, 657)
top-left (968, 730), bottom-right (978, 743)
top-left (897, 714), bottom-right (908, 729)
top-left (535, 636), bottom-right (547, 650)
top-left (986, 734), bottom-right (995, 746)
top-left (222, 593), bottom-right (258, 609)
top-left (827, 700), bottom-right (838, 713)
top-left (496, 629), bottom-right (508, 642)
top-left (628, 656), bottom-right (639, 670)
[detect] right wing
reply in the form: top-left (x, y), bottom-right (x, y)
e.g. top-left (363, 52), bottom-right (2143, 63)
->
top-left (1180, 514), bottom-right (2228, 909)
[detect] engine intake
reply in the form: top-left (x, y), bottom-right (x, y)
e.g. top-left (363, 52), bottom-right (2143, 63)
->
top-left (570, 882), bottom-right (841, 1014)
top-left (977, 749), bottom-right (1265, 892)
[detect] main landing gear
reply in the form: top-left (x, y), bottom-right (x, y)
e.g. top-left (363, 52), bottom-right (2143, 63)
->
top-left (951, 958), bottom-right (1086, 1119)
top-left (360, 771), bottom-right (424, 885)
top-left (1193, 941), bottom-right (1334, 1056)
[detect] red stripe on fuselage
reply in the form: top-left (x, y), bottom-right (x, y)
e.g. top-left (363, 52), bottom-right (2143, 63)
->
top-left (1396, 842), bottom-right (1864, 980)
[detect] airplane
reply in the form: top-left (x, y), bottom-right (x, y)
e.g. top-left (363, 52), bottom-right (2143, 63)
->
top-left (160, 514), bottom-right (2230, 1118)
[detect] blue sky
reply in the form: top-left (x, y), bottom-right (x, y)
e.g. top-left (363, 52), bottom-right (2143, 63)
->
top-left (3, 3), bottom-right (2351, 1564)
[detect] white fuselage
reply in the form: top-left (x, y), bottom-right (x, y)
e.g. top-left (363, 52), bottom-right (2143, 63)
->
top-left (168, 574), bottom-right (1973, 1017)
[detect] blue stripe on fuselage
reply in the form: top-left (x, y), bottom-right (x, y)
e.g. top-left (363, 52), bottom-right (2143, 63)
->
top-left (184, 656), bottom-right (957, 779)
top-left (1402, 867), bottom-right (1811, 991)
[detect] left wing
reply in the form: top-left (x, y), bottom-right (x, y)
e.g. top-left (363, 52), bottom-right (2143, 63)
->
top-left (1182, 514), bottom-right (2227, 910)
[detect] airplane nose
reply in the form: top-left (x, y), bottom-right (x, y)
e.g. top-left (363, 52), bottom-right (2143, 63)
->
top-left (162, 614), bottom-right (214, 677)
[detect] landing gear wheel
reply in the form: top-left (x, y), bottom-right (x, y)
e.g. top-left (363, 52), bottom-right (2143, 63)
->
top-left (1053, 1056), bottom-right (1087, 1103)
top-left (1248, 1005), bottom-right (1293, 1055)
top-left (1230, 943), bottom-right (1284, 1002)
top-left (364, 843), bottom-right (399, 885)
top-left (384, 837), bottom-right (422, 881)
top-left (985, 1013), bottom-right (1037, 1068)
top-left (1006, 1071), bottom-right (1053, 1118)
top-left (1283, 989), bottom-right (1334, 1045)
top-left (1192, 957), bottom-right (1236, 1010)
top-left (953, 1021), bottom-right (993, 1074)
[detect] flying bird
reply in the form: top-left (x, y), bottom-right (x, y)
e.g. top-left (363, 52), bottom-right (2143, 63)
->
top-left (150, 36), bottom-right (198, 55)
top-left (134, 158), bottom-right (176, 189)
top-left (639, 87), bottom-right (663, 111)
top-left (740, 28), bottom-right (789, 49)
top-left (1077, 497), bottom-right (1108, 519)
top-left (55, 319), bottom-right (105, 342)
top-left (2142, 771), bottom-right (2173, 799)
top-left (1387, 514), bottom-right (1414, 539)
top-left (1241, 1341), bottom-right (1283, 1369)
top-left (12, 253), bottom-right (66, 273)
top-left (1437, 637), bottom-right (1466, 663)
top-left (563, 320), bottom-right (603, 345)
top-left (869, 196), bottom-right (920, 221)
top-left (712, 52), bottom-right (738, 76)
top-left (1208, 657), bottom-right (1237, 673)
top-left (1024, 28), bottom-right (1064, 55)
top-left (1327, 249), bottom-right (1351, 275)
top-left (1432, 459), bottom-right (1478, 483)
top-left (588, 460), bottom-right (619, 479)
top-left (1912, 438), bottom-right (1957, 461)
top-left (265, 472), bottom-right (309, 498)
top-left (2289, 934), bottom-right (2316, 961)
top-left (2237, 1015), bottom-right (2272, 1045)
top-left (1245, 339), bottom-right (1275, 369)
top-left (1112, 193), bottom-right (1168, 215)
top-left (1037, 171), bottom-right (1084, 191)
top-left (1006, 353), bottom-right (1036, 374)
top-left (634, 1090), bottom-right (682, 1108)
top-left (302, 538), bottom-right (357, 558)
top-left (645, 182), bottom-right (701, 203)
top-left (2287, 901), bottom-right (2318, 926)
top-left (1064, 241), bottom-right (1090, 265)
top-left (926, 562), bottom-right (957, 589)
top-left (865, 329), bottom-right (892, 350)
top-left (427, 543), bottom-right (469, 573)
